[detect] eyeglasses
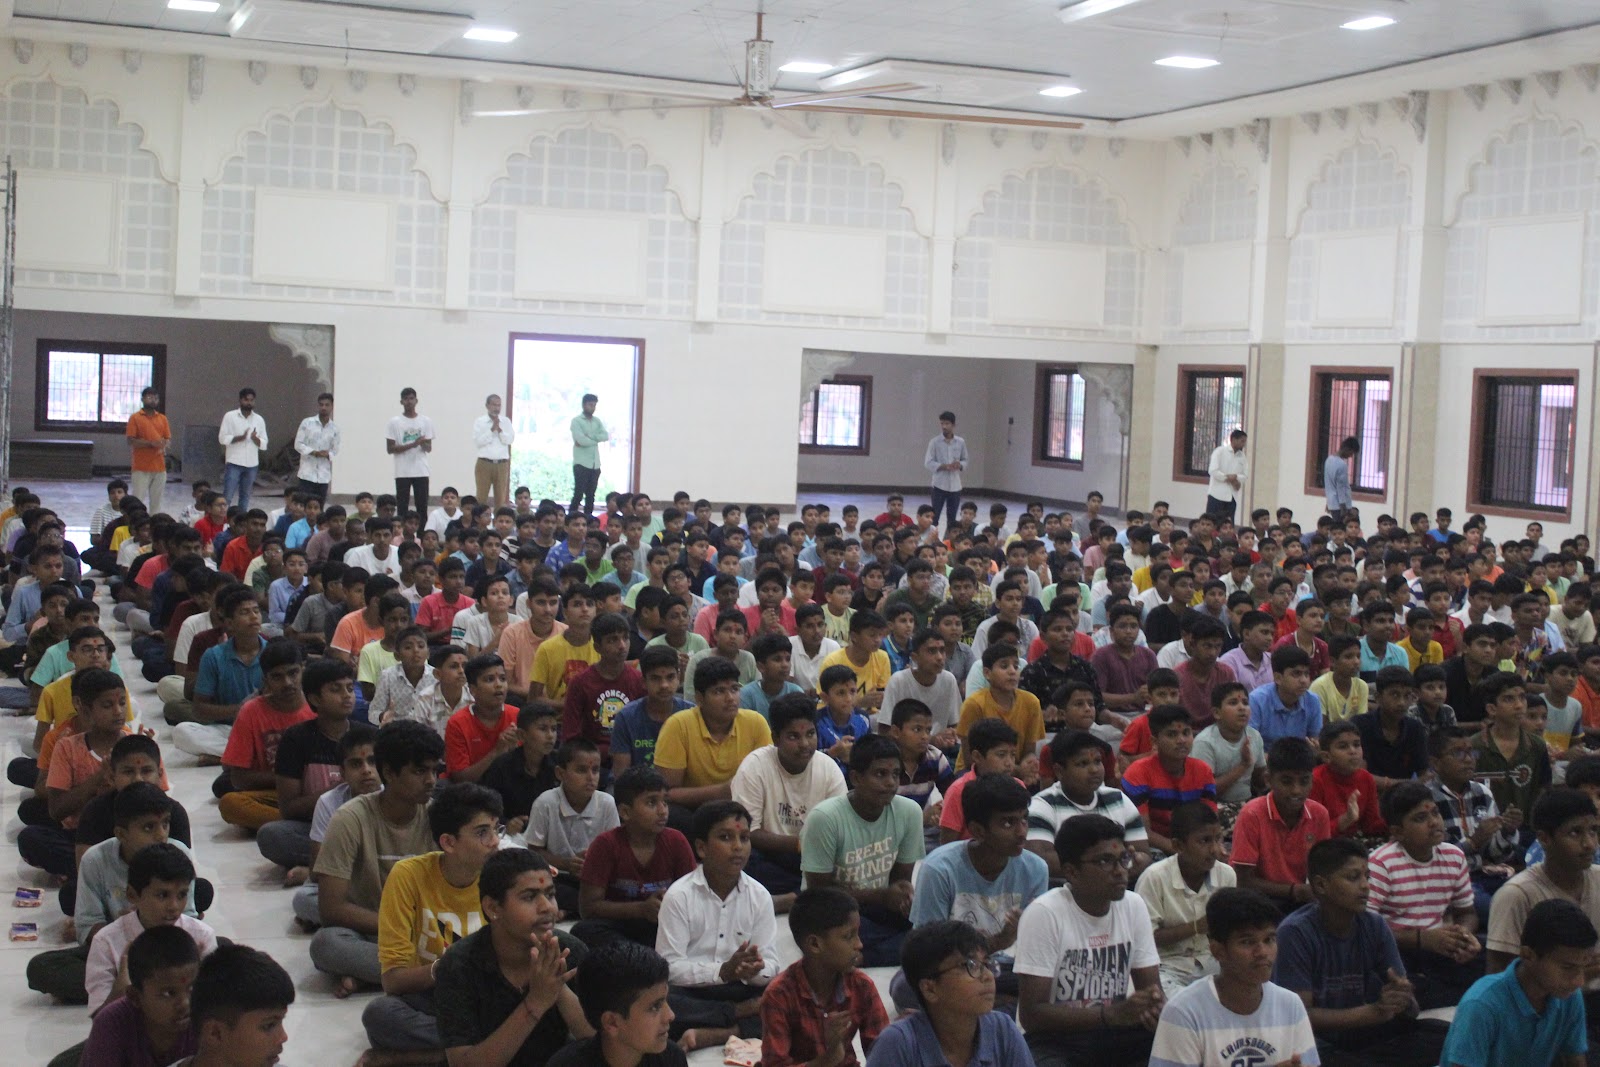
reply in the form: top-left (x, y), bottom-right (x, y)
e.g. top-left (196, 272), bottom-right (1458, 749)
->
top-left (1082, 851), bottom-right (1135, 872)
top-left (471, 823), bottom-right (507, 843)
top-left (934, 956), bottom-right (1000, 980)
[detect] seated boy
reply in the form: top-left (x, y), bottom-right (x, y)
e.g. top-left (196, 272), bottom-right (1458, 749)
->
top-left (310, 720), bottom-right (443, 995)
top-left (479, 700), bottom-right (559, 832)
top-left (759, 887), bottom-right (889, 1067)
top-left (186, 945), bottom-right (297, 1067)
top-left (216, 639), bottom-right (313, 828)
top-left (731, 692), bottom-right (847, 903)
top-left (956, 643), bottom-right (1045, 770)
top-left (1440, 898), bottom-right (1594, 1067)
top-left (1136, 802), bottom-right (1238, 995)
top-left (1232, 737), bottom-right (1332, 913)
top-left (1026, 729), bottom-right (1150, 880)
top-left (1473, 672), bottom-right (1552, 831)
top-left (444, 653), bottom-right (520, 783)
top-left (799, 735), bottom-right (926, 966)
top-left (1247, 644), bottom-right (1322, 748)
top-left (655, 800), bottom-right (779, 1050)
top-left (937, 718), bottom-right (1021, 843)
top-left (1311, 720), bottom-right (1386, 840)
top-left (67, 736), bottom-right (195, 917)
top-left (527, 738), bottom-right (621, 917)
top-left (608, 647), bottom-right (692, 776)
top-left (816, 664), bottom-right (874, 770)
top-left (1274, 837), bottom-right (1448, 1067)
top-left (573, 765), bottom-right (696, 949)
top-left (552, 940), bottom-right (687, 1067)
top-left (255, 656), bottom-right (357, 884)
top-left (1191, 681), bottom-right (1265, 828)
top-left (293, 723), bottom-right (379, 929)
top-left (1114, 668), bottom-right (1181, 776)
top-left (1368, 780), bottom-right (1483, 1009)
top-left (84, 842), bottom-right (217, 1015)
top-left (1149, 887), bottom-right (1318, 1067)
top-left (1015, 813), bottom-right (1164, 1067)
top-left (884, 697), bottom-right (953, 848)
top-left (653, 657), bottom-right (772, 834)
top-left (360, 782), bottom-right (506, 1061)
top-left (1429, 726), bottom-right (1521, 923)
top-left (434, 849), bottom-right (593, 1064)
top-left (1120, 705), bottom-right (1218, 855)
top-left (739, 631), bottom-right (803, 719)
top-left (904, 774), bottom-right (1048, 1010)
top-left (78, 925), bottom-right (200, 1067)
top-left (1354, 666), bottom-right (1430, 788)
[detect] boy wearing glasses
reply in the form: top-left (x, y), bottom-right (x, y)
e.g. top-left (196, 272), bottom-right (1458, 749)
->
top-left (360, 782), bottom-right (505, 1060)
top-left (866, 920), bottom-right (1033, 1067)
top-left (1015, 813), bottom-right (1163, 1067)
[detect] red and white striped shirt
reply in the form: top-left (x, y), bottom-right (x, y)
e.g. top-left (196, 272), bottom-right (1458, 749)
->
top-left (1367, 840), bottom-right (1473, 929)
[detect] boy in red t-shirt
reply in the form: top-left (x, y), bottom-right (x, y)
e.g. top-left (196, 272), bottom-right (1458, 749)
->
top-left (218, 640), bottom-right (313, 831)
top-left (571, 764), bottom-right (695, 949)
top-left (444, 653), bottom-right (518, 782)
top-left (1116, 669), bottom-right (1180, 776)
top-left (1120, 704), bottom-right (1218, 854)
top-left (562, 613), bottom-right (644, 763)
top-left (1309, 719), bottom-right (1385, 840)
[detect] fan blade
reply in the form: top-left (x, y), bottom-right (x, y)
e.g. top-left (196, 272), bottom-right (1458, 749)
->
top-left (784, 103), bottom-right (1085, 130)
top-left (769, 82), bottom-right (927, 107)
top-left (473, 101), bottom-right (732, 118)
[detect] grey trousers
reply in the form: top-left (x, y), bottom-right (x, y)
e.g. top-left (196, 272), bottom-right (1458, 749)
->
top-left (309, 925), bottom-right (381, 985)
top-left (362, 991), bottom-right (440, 1052)
top-left (257, 819), bottom-right (312, 869)
top-left (292, 883), bottom-right (320, 926)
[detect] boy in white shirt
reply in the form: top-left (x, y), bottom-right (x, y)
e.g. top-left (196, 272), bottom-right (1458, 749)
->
top-left (787, 603), bottom-right (840, 695)
top-left (526, 738), bottom-right (620, 917)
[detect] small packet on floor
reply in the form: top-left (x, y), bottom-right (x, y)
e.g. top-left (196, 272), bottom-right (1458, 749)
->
top-left (723, 1035), bottom-right (761, 1067)
top-left (9, 922), bottom-right (38, 941)
top-left (14, 888), bottom-right (41, 908)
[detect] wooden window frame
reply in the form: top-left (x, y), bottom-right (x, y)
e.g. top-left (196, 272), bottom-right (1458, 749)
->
top-left (1033, 364), bottom-right (1086, 471)
top-left (1172, 364), bottom-right (1246, 485)
top-left (1304, 367), bottom-right (1393, 504)
top-left (34, 339), bottom-right (167, 433)
top-left (1467, 368), bottom-right (1578, 522)
top-left (799, 375), bottom-right (873, 456)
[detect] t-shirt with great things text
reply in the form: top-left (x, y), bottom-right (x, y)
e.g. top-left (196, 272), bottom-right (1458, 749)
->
top-left (799, 793), bottom-right (925, 889)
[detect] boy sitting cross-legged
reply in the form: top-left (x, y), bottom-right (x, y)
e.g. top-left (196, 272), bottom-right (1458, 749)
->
top-left (1137, 802), bottom-right (1237, 996)
top-left (759, 886), bottom-right (889, 1067)
top-left (884, 697), bottom-right (953, 849)
top-left (215, 638), bottom-right (312, 829)
top-left (655, 800), bottom-right (779, 1050)
top-left (731, 692), bottom-right (847, 906)
top-left (291, 722), bottom-right (379, 930)
top-left (527, 738), bottom-right (621, 918)
top-left (183, 944), bottom-right (297, 1067)
top-left (1120, 704), bottom-right (1218, 856)
top-left (479, 701), bottom-right (559, 834)
top-left (573, 765), bottom-right (696, 950)
top-left (1232, 737), bottom-right (1333, 915)
top-left (83, 841), bottom-right (216, 1016)
top-left (1149, 887), bottom-right (1318, 1067)
top-left (74, 924), bottom-right (200, 1067)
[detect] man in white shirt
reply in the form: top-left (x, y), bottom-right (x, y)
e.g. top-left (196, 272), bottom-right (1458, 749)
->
top-left (218, 387), bottom-right (268, 510)
top-left (924, 411), bottom-right (969, 532)
top-left (1205, 429), bottom-right (1248, 523)
top-left (385, 386), bottom-right (434, 523)
top-left (293, 392), bottom-right (340, 501)
top-left (344, 517), bottom-right (403, 579)
top-left (471, 393), bottom-right (515, 510)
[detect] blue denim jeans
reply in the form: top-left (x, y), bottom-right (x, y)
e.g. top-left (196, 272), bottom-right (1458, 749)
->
top-left (223, 462), bottom-right (258, 510)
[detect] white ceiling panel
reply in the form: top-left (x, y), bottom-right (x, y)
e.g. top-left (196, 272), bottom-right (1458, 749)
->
top-left (11, 0), bottom-right (1600, 121)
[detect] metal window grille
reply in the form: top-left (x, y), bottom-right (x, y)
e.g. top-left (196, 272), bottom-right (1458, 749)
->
top-left (1314, 375), bottom-right (1391, 494)
top-left (1476, 377), bottom-right (1575, 513)
top-left (1183, 372), bottom-right (1245, 477)
top-left (799, 378), bottom-right (869, 451)
top-left (1039, 370), bottom-right (1086, 463)
top-left (42, 346), bottom-right (155, 427)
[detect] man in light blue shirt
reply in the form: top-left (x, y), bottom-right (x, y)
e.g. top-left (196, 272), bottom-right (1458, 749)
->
top-left (925, 411), bottom-right (970, 532)
top-left (1323, 436), bottom-right (1358, 524)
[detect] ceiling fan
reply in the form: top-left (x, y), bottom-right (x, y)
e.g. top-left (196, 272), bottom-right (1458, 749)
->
top-left (471, 10), bottom-right (1086, 131)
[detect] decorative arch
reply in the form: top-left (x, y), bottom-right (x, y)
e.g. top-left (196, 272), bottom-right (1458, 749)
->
top-left (471, 117), bottom-right (699, 219)
top-left (1288, 137), bottom-right (1411, 238)
top-left (1446, 111), bottom-right (1600, 227)
top-left (957, 162), bottom-right (1143, 248)
top-left (0, 73), bottom-right (178, 182)
top-left (1172, 163), bottom-right (1259, 245)
top-left (724, 138), bottom-right (931, 236)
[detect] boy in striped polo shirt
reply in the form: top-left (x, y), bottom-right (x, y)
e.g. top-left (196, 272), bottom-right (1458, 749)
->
top-left (1368, 780), bottom-right (1483, 1009)
top-left (1121, 705), bottom-right (1218, 856)
top-left (1027, 729), bottom-right (1150, 880)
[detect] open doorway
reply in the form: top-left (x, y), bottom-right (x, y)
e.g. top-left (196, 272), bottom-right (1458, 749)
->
top-left (505, 333), bottom-right (643, 504)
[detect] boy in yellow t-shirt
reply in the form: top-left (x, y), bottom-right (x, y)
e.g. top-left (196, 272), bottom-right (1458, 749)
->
top-left (366, 781), bottom-right (503, 1056)
top-left (818, 610), bottom-right (892, 713)
top-left (955, 642), bottom-right (1043, 768)
top-left (530, 586), bottom-right (599, 703)
top-left (1395, 607), bottom-right (1444, 672)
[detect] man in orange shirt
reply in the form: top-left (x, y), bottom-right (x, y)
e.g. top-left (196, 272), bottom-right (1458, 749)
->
top-left (221, 509), bottom-right (268, 580)
top-left (125, 387), bottom-right (171, 515)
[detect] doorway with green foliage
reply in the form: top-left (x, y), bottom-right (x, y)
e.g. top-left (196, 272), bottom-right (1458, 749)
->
top-left (506, 333), bottom-right (642, 506)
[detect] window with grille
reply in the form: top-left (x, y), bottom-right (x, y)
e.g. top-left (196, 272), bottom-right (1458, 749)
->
top-left (1312, 373), bottom-right (1391, 495)
top-left (1035, 366), bottom-right (1086, 467)
top-left (35, 341), bottom-right (165, 431)
top-left (799, 376), bottom-right (871, 454)
top-left (1178, 369), bottom-right (1245, 479)
top-left (1472, 375), bottom-right (1576, 515)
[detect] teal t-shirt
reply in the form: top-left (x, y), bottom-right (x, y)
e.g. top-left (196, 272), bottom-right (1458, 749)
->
top-left (799, 793), bottom-right (925, 889)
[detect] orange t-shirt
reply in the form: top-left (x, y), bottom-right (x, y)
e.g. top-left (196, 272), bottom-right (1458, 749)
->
top-left (126, 411), bottom-right (172, 473)
top-left (331, 611), bottom-right (386, 657)
top-left (221, 537), bottom-right (261, 580)
top-left (46, 728), bottom-right (170, 829)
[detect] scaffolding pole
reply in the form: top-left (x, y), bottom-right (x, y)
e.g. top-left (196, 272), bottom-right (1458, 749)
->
top-left (0, 158), bottom-right (15, 498)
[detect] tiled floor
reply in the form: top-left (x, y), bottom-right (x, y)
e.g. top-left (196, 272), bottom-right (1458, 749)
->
top-left (1, 478), bottom-right (900, 1065)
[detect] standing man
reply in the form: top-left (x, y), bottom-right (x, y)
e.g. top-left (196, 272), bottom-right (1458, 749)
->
top-left (570, 393), bottom-right (608, 517)
top-left (125, 386), bottom-right (171, 515)
top-left (1205, 428), bottom-right (1248, 523)
top-left (386, 386), bottom-right (434, 521)
top-left (218, 387), bottom-right (268, 511)
top-left (1324, 436), bottom-right (1358, 527)
top-left (472, 394), bottom-right (515, 509)
top-left (924, 410), bottom-right (969, 533)
top-left (293, 392), bottom-right (340, 502)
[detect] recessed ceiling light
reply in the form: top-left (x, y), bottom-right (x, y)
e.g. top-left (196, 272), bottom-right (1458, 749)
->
top-left (1039, 85), bottom-right (1083, 98)
top-left (1155, 55), bottom-right (1219, 69)
top-left (463, 27), bottom-right (518, 43)
top-left (1058, 0), bottom-right (1144, 23)
top-left (779, 61), bottom-right (833, 74)
top-left (167, 0), bottom-right (221, 11)
top-left (1341, 15), bottom-right (1396, 30)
